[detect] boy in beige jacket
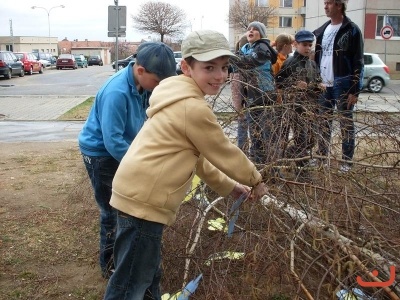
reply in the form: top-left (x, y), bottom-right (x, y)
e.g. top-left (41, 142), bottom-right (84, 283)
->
top-left (104, 30), bottom-right (268, 300)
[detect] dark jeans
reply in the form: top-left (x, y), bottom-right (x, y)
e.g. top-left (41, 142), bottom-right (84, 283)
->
top-left (317, 79), bottom-right (355, 162)
top-left (104, 211), bottom-right (164, 300)
top-left (285, 103), bottom-right (316, 167)
top-left (247, 105), bottom-right (280, 164)
top-left (82, 154), bottom-right (118, 277)
top-left (237, 114), bottom-right (249, 152)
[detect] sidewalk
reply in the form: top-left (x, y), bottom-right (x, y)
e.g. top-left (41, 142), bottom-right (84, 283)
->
top-left (0, 95), bottom-right (91, 120)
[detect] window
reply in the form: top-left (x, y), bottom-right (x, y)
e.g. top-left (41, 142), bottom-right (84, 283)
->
top-left (280, 0), bottom-right (292, 7)
top-left (376, 15), bottom-right (400, 38)
top-left (5, 44), bottom-right (13, 51)
top-left (257, 0), bottom-right (268, 7)
top-left (279, 16), bottom-right (292, 28)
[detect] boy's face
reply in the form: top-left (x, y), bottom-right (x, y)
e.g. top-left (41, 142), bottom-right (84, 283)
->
top-left (246, 27), bottom-right (262, 44)
top-left (182, 56), bottom-right (230, 96)
top-left (136, 65), bottom-right (161, 91)
top-left (295, 41), bottom-right (313, 57)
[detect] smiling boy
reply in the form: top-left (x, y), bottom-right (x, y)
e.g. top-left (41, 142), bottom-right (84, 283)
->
top-left (103, 30), bottom-right (268, 300)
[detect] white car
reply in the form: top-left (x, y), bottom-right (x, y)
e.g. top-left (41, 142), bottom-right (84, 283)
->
top-left (32, 52), bottom-right (51, 68)
top-left (362, 52), bottom-right (390, 93)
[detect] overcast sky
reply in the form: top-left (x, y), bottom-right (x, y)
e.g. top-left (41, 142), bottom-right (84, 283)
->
top-left (0, 0), bottom-right (230, 42)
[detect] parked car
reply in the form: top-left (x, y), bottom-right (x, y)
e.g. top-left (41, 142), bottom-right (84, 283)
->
top-left (174, 51), bottom-right (183, 74)
top-left (112, 54), bottom-right (135, 70)
top-left (88, 55), bottom-right (103, 66)
top-left (0, 51), bottom-right (24, 79)
top-left (363, 52), bottom-right (390, 93)
top-left (14, 52), bottom-right (44, 75)
top-left (32, 51), bottom-right (51, 68)
top-left (74, 54), bottom-right (88, 68)
top-left (56, 54), bottom-right (78, 70)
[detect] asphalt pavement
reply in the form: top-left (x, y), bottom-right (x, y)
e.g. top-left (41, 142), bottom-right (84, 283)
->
top-left (0, 83), bottom-right (399, 143)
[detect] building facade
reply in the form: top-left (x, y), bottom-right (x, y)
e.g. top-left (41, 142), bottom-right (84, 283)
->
top-left (229, 0), bottom-right (306, 49)
top-left (0, 36), bottom-right (59, 55)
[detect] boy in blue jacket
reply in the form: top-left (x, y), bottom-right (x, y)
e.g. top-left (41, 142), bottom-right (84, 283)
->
top-left (232, 21), bottom-right (279, 167)
top-left (78, 42), bottom-right (176, 279)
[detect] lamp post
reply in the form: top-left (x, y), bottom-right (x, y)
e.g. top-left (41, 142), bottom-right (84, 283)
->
top-left (31, 5), bottom-right (65, 54)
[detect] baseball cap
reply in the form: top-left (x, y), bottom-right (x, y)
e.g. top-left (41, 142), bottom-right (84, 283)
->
top-left (135, 42), bottom-right (176, 80)
top-left (295, 30), bottom-right (315, 43)
top-left (181, 30), bottom-right (236, 61)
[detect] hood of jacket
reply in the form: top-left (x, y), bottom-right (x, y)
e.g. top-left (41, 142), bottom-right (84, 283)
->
top-left (147, 75), bottom-right (203, 118)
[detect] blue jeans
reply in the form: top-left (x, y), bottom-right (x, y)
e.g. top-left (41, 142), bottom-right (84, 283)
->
top-left (82, 154), bottom-right (118, 277)
top-left (247, 106), bottom-right (280, 164)
top-left (317, 79), bottom-right (355, 162)
top-left (104, 211), bottom-right (164, 300)
top-left (237, 114), bottom-right (249, 151)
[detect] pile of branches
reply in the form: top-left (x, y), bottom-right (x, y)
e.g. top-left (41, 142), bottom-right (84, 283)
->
top-left (161, 79), bottom-right (400, 299)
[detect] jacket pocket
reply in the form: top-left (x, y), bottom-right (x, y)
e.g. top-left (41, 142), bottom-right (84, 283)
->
top-left (165, 171), bottom-right (195, 213)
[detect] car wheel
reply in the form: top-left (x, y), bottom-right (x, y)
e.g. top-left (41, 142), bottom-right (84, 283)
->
top-left (5, 69), bottom-right (12, 79)
top-left (19, 68), bottom-right (25, 77)
top-left (368, 77), bottom-right (383, 93)
top-left (118, 64), bottom-right (124, 70)
top-left (29, 66), bottom-right (33, 75)
top-left (39, 65), bottom-right (44, 74)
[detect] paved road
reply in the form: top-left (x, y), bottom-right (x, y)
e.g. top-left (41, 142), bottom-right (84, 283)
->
top-left (0, 75), bottom-right (399, 143)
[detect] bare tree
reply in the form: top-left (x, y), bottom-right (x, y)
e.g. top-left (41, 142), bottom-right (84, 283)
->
top-left (132, 1), bottom-right (187, 43)
top-left (229, 0), bottom-right (277, 31)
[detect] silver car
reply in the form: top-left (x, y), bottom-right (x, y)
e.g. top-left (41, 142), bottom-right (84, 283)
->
top-left (363, 52), bottom-right (390, 93)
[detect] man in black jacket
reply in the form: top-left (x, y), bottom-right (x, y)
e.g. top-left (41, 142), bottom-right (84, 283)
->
top-left (313, 0), bottom-right (364, 173)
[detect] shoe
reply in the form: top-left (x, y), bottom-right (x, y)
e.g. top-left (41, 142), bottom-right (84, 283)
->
top-left (339, 164), bottom-right (352, 173)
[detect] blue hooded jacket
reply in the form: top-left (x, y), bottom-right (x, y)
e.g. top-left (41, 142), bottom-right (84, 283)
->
top-left (78, 61), bottom-right (150, 162)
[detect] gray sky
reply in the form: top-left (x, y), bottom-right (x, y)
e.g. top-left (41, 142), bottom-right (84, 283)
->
top-left (0, 0), bottom-right (230, 42)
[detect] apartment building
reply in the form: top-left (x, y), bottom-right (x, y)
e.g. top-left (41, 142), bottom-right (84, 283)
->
top-left (229, 0), bottom-right (306, 49)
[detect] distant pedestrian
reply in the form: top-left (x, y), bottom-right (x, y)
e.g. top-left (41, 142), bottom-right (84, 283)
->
top-left (313, 0), bottom-right (364, 172)
top-left (78, 42), bottom-right (176, 279)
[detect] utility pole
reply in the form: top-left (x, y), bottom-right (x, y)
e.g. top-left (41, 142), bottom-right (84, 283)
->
top-left (9, 19), bottom-right (14, 51)
top-left (114, 0), bottom-right (119, 73)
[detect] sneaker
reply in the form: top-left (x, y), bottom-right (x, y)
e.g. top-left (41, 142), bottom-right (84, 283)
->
top-left (339, 164), bottom-right (352, 173)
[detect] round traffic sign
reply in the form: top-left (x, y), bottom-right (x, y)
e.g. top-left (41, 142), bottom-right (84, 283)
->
top-left (380, 25), bottom-right (393, 40)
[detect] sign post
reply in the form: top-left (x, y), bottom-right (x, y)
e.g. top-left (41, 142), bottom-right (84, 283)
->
top-left (380, 25), bottom-right (393, 64)
top-left (108, 1), bottom-right (127, 73)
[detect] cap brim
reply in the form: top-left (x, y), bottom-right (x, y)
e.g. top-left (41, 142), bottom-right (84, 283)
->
top-left (192, 49), bottom-right (237, 62)
top-left (297, 39), bottom-right (314, 43)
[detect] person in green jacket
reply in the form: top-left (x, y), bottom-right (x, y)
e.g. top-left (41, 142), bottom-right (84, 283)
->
top-left (103, 30), bottom-right (268, 300)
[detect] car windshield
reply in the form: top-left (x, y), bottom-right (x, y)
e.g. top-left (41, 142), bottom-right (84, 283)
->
top-left (15, 54), bottom-right (23, 59)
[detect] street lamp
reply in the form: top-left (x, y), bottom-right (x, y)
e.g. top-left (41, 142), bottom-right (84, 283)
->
top-left (31, 5), bottom-right (65, 54)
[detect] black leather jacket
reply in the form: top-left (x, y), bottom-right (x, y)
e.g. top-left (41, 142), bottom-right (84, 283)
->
top-left (313, 16), bottom-right (364, 95)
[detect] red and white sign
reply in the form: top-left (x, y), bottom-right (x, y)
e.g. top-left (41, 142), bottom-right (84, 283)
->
top-left (380, 25), bottom-right (394, 40)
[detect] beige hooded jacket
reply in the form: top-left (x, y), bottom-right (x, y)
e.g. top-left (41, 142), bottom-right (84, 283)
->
top-left (110, 75), bottom-right (262, 226)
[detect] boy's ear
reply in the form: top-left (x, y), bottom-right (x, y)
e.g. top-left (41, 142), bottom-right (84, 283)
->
top-left (136, 65), bottom-right (146, 75)
top-left (180, 60), bottom-right (191, 76)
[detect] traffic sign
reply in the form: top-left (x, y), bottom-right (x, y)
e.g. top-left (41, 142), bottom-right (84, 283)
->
top-left (380, 25), bottom-right (393, 40)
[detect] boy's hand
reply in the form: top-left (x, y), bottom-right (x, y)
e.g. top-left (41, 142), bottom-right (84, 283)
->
top-left (229, 184), bottom-right (250, 199)
top-left (250, 182), bottom-right (268, 201)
